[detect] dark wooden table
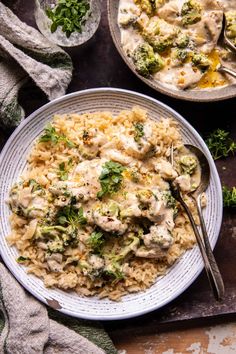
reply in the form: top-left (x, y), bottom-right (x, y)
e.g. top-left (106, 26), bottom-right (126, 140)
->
top-left (1, 0), bottom-right (236, 346)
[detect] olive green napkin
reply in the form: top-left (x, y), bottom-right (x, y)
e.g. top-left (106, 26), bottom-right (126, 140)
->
top-left (0, 262), bottom-right (117, 354)
top-left (0, 1), bottom-right (73, 129)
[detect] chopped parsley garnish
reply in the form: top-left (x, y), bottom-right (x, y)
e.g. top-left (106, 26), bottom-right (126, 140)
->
top-left (82, 130), bottom-right (90, 143)
top-left (88, 231), bottom-right (105, 254)
top-left (134, 122), bottom-right (144, 143)
top-left (17, 256), bottom-right (30, 263)
top-left (29, 179), bottom-right (42, 192)
top-left (205, 129), bottom-right (236, 160)
top-left (58, 162), bottom-right (68, 181)
top-left (56, 205), bottom-right (87, 227)
top-left (39, 124), bottom-right (75, 148)
top-left (58, 159), bottom-right (73, 181)
top-left (97, 161), bottom-right (126, 199)
top-left (223, 186), bottom-right (236, 208)
top-left (46, 0), bottom-right (90, 38)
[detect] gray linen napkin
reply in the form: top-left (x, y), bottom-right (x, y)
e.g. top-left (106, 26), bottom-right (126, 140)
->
top-left (0, 1), bottom-right (73, 128)
top-left (0, 263), bottom-right (117, 354)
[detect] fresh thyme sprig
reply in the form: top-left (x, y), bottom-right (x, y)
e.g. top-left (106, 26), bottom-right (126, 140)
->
top-left (205, 129), bottom-right (236, 160)
top-left (223, 186), bottom-right (236, 208)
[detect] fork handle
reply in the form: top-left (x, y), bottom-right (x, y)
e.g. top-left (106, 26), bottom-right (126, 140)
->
top-left (224, 37), bottom-right (236, 55)
top-left (178, 194), bottom-right (224, 301)
top-left (218, 65), bottom-right (236, 79)
top-left (195, 194), bottom-right (225, 299)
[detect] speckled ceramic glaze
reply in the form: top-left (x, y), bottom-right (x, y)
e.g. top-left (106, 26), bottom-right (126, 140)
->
top-left (107, 1), bottom-right (236, 102)
top-left (0, 88), bottom-right (222, 320)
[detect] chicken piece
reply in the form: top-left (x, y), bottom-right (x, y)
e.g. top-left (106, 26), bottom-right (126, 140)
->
top-left (50, 181), bottom-right (92, 202)
top-left (9, 184), bottom-right (48, 219)
top-left (121, 193), bottom-right (142, 218)
top-left (191, 11), bottom-right (223, 53)
top-left (51, 159), bottom-right (106, 202)
top-left (135, 245), bottom-right (165, 258)
top-left (92, 203), bottom-right (128, 235)
top-left (88, 254), bottom-right (105, 270)
top-left (158, 1), bottom-right (180, 25)
top-left (46, 253), bottom-right (63, 273)
top-left (154, 158), bottom-right (178, 180)
top-left (175, 174), bottom-right (192, 192)
top-left (100, 148), bottom-right (134, 165)
top-left (118, 122), bottom-right (154, 159)
top-left (175, 63), bottom-right (203, 89)
top-left (136, 188), bottom-right (166, 223)
top-left (79, 129), bottom-right (107, 159)
top-left (142, 224), bottom-right (173, 249)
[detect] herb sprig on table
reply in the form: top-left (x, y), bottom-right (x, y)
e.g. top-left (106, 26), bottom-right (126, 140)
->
top-left (46, 0), bottom-right (90, 38)
top-left (223, 186), bottom-right (236, 208)
top-left (205, 129), bottom-right (236, 160)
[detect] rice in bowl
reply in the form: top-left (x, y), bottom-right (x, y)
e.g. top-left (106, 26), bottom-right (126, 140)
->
top-left (7, 106), bottom-right (202, 301)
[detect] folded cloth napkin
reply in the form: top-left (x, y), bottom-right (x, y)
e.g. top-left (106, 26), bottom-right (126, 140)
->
top-left (0, 1), bottom-right (73, 129)
top-left (0, 263), bottom-right (117, 354)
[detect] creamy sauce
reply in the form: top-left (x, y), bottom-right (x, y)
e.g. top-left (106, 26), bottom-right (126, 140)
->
top-left (118, 0), bottom-right (236, 90)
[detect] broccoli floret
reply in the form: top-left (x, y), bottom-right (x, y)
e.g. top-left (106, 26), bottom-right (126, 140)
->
top-left (133, 43), bottom-right (164, 77)
top-left (153, 37), bottom-right (174, 53)
top-left (134, 0), bottom-right (156, 15)
top-left (155, 0), bottom-right (166, 9)
top-left (103, 261), bottom-right (124, 281)
top-left (143, 18), bottom-right (177, 52)
top-left (88, 231), bottom-right (105, 254)
top-left (179, 155), bottom-right (198, 175)
top-left (192, 53), bottom-right (210, 72)
top-left (119, 9), bottom-right (138, 28)
top-left (117, 236), bottom-right (140, 260)
top-left (172, 48), bottom-right (189, 63)
top-left (47, 239), bottom-right (65, 253)
top-left (226, 11), bottom-right (236, 45)
top-left (162, 191), bottom-right (178, 216)
top-left (181, 0), bottom-right (202, 26)
top-left (176, 33), bottom-right (190, 48)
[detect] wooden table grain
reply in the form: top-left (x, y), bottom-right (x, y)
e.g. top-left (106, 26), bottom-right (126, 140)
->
top-left (1, 0), bottom-right (236, 352)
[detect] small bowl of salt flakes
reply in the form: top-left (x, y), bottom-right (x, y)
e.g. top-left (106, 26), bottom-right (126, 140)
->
top-left (35, 0), bottom-right (101, 47)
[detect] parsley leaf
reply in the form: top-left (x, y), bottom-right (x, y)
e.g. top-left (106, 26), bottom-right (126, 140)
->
top-left (223, 186), bottom-right (236, 207)
top-left (97, 161), bottom-right (126, 199)
top-left (88, 231), bottom-right (105, 254)
top-left (29, 179), bottom-right (42, 192)
top-left (17, 256), bottom-right (31, 263)
top-left (58, 162), bottom-right (68, 181)
top-left (39, 124), bottom-right (75, 148)
top-left (78, 207), bottom-right (87, 225)
top-left (205, 129), bottom-right (236, 160)
top-left (46, 0), bottom-right (90, 38)
top-left (58, 159), bottom-right (73, 181)
top-left (56, 205), bottom-right (87, 227)
top-left (134, 122), bottom-right (144, 143)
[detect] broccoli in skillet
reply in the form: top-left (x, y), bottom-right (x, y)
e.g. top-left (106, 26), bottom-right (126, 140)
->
top-left (192, 53), bottom-right (210, 72)
top-left (181, 0), bottom-right (202, 26)
top-left (225, 11), bottom-right (236, 45)
top-left (132, 43), bottom-right (164, 77)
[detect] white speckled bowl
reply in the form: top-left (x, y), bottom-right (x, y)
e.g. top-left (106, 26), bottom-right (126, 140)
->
top-left (0, 88), bottom-right (222, 320)
top-left (35, 0), bottom-right (101, 47)
top-left (107, 0), bottom-right (236, 102)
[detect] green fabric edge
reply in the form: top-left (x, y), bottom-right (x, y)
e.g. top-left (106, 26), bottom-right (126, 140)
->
top-left (0, 97), bottom-right (24, 129)
top-left (48, 308), bottom-right (118, 354)
top-left (16, 45), bottom-right (73, 70)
